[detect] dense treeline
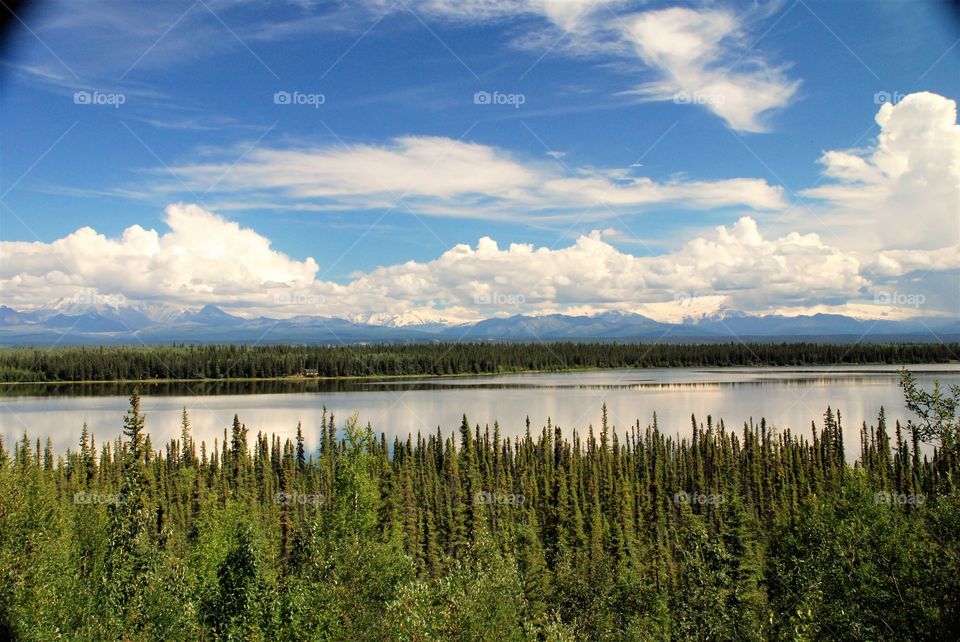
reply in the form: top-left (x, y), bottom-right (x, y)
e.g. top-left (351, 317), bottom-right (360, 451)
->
top-left (0, 373), bottom-right (958, 640)
top-left (1, 341), bottom-right (957, 382)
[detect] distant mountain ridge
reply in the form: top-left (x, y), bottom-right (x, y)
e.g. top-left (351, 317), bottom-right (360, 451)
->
top-left (0, 302), bottom-right (956, 345)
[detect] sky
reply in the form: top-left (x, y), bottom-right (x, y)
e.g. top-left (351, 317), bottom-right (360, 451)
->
top-left (0, 0), bottom-right (958, 324)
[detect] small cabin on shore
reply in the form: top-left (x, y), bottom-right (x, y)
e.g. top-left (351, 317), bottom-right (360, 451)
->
top-left (301, 368), bottom-right (319, 377)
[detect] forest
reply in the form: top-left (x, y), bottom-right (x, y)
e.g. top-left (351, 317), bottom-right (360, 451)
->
top-left (0, 341), bottom-right (957, 382)
top-left (0, 371), bottom-right (957, 640)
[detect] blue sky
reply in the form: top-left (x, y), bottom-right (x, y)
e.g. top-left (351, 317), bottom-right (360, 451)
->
top-left (1, 0), bottom-right (958, 323)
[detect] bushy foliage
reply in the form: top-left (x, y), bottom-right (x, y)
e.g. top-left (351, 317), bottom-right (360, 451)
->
top-left (0, 373), bottom-right (956, 640)
top-left (0, 341), bottom-right (955, 382)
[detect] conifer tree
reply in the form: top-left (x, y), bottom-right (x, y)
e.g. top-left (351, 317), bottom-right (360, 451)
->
top-left (105, 389), bottom-right (153, 633)
top-left (180, 408), bottom-right (194, 467)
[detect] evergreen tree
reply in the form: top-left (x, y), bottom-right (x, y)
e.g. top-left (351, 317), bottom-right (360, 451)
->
top-left (105, 389), bottom-right (153, 634)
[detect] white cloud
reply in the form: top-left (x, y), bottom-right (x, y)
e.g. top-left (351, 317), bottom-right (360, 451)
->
top-left (803, 91), bottom-right (960, 251)
top-left (367, 0), bottom-right (615, 28)
top-left (527, 0), bottom-right (613, 31)
top-left (363, 2), bottom-right (798, 131)
top-left (640, 217), bottom-right (868, 315)
top-left (23, 0), bottom-right (797, 133)
top-left (2, 206), bottom-right (888, 322)
top-left (0, 204), bottom-right (318, 310)
top-left (866, 247), bottom-right (960, 278)
top-left (162, 135), bottom-right (786, 219)
top-left (622, 7), bottom-right (799, 132)
top-left (6, 92), bottom-right (957, 322)
top-left (176, 136), bottom-right (537, 202)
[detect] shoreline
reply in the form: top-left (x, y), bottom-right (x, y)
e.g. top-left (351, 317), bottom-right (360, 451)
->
top-left (1, 360), bottom-right (957, 386)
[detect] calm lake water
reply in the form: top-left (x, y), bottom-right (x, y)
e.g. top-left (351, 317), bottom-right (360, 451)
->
top-left (3, 365), bottom-right (959, 457)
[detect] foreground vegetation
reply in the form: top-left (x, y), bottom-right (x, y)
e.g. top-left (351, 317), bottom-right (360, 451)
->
top-left (0, 341), bottom-right (957, 382)
top-left (0, 372), bottom-right (957, 640)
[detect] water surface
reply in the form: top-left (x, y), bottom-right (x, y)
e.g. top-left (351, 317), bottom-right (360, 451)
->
top-left (3, 365), bottom-right (958, 457)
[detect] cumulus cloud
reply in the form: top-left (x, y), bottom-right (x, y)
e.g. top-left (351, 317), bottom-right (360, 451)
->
top-left (3, 205), bottom-right (886, 322)
top-left (643, 217), bottom-right (866, 310)
top-left (0, 204), bottom-right (318, 310)
top-left (316, 216), bottom-right (867, 321)
top-left (7, 93), bottom-right (956, 321)
top-left (866, 247), bottom-right (960, 278)
top-left (802, 92), bottom-right (960, 252)
top-left (163, 136), bottom-right (786, 218)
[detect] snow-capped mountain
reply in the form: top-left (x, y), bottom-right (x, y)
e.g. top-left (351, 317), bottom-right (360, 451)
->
top-left (27, 298), bottom-right (191, 329)
top-left (174, 304), bottom-right (247, 327)
top-left (343, 311), bottom-right (461, 328)
top-left (0, 301), bottom-right (956, 345)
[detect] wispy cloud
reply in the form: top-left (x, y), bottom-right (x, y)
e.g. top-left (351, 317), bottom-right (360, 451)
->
top-left (371, 1), bottom-right (801, 132)
top-left (621, 7), bottom-right (800, 132)
top-left (145, 135), bottom-right (786, 220)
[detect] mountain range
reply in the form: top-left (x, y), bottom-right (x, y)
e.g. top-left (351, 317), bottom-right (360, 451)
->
top-left (0, 300), bottom-right (956, 345)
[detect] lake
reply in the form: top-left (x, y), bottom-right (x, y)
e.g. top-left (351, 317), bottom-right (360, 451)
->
top-left (2, 364), bottom-right (959, 457)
